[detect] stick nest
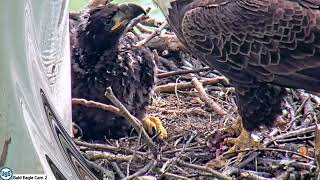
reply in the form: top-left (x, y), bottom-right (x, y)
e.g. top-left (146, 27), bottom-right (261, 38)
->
top-left (72, 4), bottom-right (320, 180)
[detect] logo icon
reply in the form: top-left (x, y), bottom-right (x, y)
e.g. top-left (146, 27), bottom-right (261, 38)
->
top-left (0, 167), bottom-right (12, 180)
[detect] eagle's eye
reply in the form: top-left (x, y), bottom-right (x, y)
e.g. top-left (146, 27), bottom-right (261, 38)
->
top-left (103, 19), bottom-right (111, 26)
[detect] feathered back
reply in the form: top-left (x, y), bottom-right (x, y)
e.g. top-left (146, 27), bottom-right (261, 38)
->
top-left (158, 0), bottom-right (320, 92)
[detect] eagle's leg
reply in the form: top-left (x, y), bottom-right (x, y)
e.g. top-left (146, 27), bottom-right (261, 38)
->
top-left (142, 116), bottom-right (167, 140)
top-left (223, 84), bottom-right (286, 154)
top-left (222, 117), bottom-right (242, 137)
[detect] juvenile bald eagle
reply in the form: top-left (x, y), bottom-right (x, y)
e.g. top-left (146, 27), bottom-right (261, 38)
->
top-left (70, 3), bottom-right (166, 141)
top-left (153, 0), bottom-right (320, 150)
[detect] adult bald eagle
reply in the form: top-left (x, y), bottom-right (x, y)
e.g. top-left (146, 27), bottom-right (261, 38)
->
top-left (153, 0), bottom-right (320, 150)
top-left (71, 3), bottom-right (166, 141)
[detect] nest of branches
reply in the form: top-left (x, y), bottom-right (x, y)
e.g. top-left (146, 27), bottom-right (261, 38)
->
top-left (72, 5), bottom-right (320, 180)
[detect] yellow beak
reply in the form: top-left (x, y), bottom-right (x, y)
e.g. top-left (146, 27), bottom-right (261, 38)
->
top-left (110, 3), bottom-right (146, 32)
top-left (111, 19), bottom-right (129, 32)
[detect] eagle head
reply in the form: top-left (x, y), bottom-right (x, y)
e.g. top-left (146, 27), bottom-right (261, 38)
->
top-left (86, 3), bottom-right (146, 34)
top-left (79, 3), bottom-right (145, 52)
top-left (110, 3), bottom-right (146, 32)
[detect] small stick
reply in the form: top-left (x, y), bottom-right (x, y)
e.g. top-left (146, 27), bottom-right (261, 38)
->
top-left (264, 125), bottom-right (315, 146)
top-left (161, 157), bottom-right (232, 180)
top-left (240, 171), bottom-right (271, 180)
top-left (158, 56), bottom-right (180, 71)
top-left (122, 160), bottom-right (157, 180)
top-left (84, 159), bottom-right (114, 179)
top-left (159, 132), bottom-right (197, 176)
top-left (104, 87), bottom-right (158, 155)
top-left (157, 67), bottom-right (214, 78)
top-left (124, 8), bottom-right (151, 35)
top-left (127, 129), bottom-right (143, 176)
top-left (148, 107), bottom-right (209, 116)
top-left (0, 137), bottom-right (11, 167)
top-left (314, 123), bottom-right (320, 167)
top-left (283, 99), bottom-right (296, 131)
top-left (295, 94), bottom-right (311, 116)
top-left (154, 168), bottom-right (192, 180)
top-left (85, 151), bottom-right (141, 162)
top-left (236, 151), bottom-right (260, 168)
top-left (111, 162), bottom-right (126, 179)
top-left (223, 147), bottom-right (314, 161)
top-left (74, 139), bottom-right (119, 151)
top-left (152, 49), bottom-right (160, 66)
top-left (135, 24), bottom-right (153, 34)
top-left (310, 95), bottom-right (320, 107)
top-left (140, 17), bottom-right (164, 27)
top-left (155, 77), bottom-right (229, 93)
top-left (299, 92), bottom-right (314, 126)
top-left (274, 135), bottom-right (314, 143)
top-left (136, 21), bottom-right (168, 46)
top-left (162, 145), bottom-right (206, 155)
top-left (72, 98), bottom-right (120, 115)
top-left (74, 140), bottom-right (148, 156)
top-left (191, 78), bottom-right (226, 115)
top-left (257, 157), bottom-right (316, 171)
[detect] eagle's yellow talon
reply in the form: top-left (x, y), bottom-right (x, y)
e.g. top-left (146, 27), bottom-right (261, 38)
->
top-left (142, 116), bottom-right (167, 140)
top-left (222, 119), bottom-right (261, 156)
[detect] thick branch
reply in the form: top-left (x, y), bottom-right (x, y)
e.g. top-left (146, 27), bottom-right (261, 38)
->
top-left (72, 98), bottom-right (120, 115)
top-left (191, 78), bottom-right (226, 115)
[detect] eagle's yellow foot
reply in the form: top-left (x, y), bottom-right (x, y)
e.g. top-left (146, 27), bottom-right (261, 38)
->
top-left (207, 128), bottom-right (260, 168)
top-left (223, 118), bottom-right (243, 136)
top-left (223, 129), bottom-right (260, 153)
top-left (222, 119), bottom-right (261, 158)
top-left (142, 116), bottom-right (167, 140)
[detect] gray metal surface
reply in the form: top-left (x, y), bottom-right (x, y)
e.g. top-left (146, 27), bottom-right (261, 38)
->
top-left (0, 0), bottom-right (106, 179)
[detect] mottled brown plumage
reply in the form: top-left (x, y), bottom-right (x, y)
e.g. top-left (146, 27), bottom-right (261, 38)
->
top-left (154, 0), bottom-right (320, 131)
top-left (70, 4), bottom-right (156, 140)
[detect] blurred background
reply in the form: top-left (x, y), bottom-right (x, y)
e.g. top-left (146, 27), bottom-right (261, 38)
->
top-left (69, 0), bottom-right (165, 20)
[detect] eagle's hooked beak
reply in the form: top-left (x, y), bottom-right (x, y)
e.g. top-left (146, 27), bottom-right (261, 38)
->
top-left (111, 3), bottom-right (146, 32)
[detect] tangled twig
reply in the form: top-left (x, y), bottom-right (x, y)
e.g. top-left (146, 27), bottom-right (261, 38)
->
top-left (155, 76), bottom-right (229, 93)
top-left (72, 98), bottom-right (120, 115)
top-left (191, 77), bottom-right (227, 115)
top-left (157, 67), bottom-right (214, 78)
top-left (104, 87), bottom-right (158, 155)
top-left (136, 21), bottom-right (168, 46)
